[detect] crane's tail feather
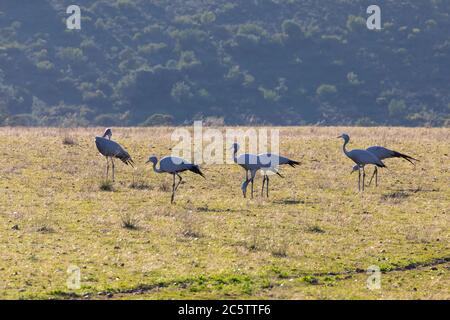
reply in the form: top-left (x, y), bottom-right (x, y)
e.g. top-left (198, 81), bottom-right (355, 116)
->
top-left (117, 154), bottom-right (134, 167)
top-left (376, 162), bottom-right (387, 168)
top-left (392, 151), bottom-right (419, 165)
top-left (288, 160), bottom-right (301, 167)
top-left (190, 165), bottom-right (206, 179)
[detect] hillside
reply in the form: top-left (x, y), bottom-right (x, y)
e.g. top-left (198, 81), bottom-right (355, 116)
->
top-left (0, 0), bottom-right (449, 126)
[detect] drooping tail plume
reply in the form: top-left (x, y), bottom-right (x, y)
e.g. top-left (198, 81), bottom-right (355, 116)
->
top-left (190, 165), bottom-right (206, 178)
top-left (288, 160), bottom-right (301, 167)
top-left (392, 151), bottom-right (419, 165)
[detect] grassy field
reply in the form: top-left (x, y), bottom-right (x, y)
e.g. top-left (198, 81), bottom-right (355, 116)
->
top-left (0, 126), bottom-right (448, 300)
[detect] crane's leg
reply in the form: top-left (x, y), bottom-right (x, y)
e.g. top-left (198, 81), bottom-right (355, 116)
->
top-left (111, 158), bottom-right (115, 182)
top-left (105, 157), bottom-right (109, 180)
top-left (368, 167), bottom-right (376, 187)
top-left (251, 178), bottom-right (254, 199)
top-left (242, 170), bottom-right (249, 198)
top-left (175, 173), bottom-right (183, 191)
top-left (375, 167), bottom-right (378, 187)
top-left (171, 173), bottom-right (176, 204)
top-left (266, 176), bottom-right (269, 198)
top-left (362, 167), bottom-right (366, 192)
top-left (241, 180), bottom-right (248, 198)
top-left (358, 168), bottom-right (361, 192)
top-left (261, 175), bottom-right (266, 196)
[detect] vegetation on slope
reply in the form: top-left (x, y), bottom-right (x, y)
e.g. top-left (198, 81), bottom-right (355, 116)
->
top-left (0, 1), bottom-right (449, 126)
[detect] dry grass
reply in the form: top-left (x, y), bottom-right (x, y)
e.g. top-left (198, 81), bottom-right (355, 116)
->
top-left (0, 126), bottom-right (448, 300)
top-left (62, 135), bottom-right (78, 146)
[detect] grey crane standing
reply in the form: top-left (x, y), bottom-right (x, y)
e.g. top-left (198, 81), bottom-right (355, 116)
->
top-left (231, 143), bottom-right (259, 198)
top-left (95, 128), bottom-right (134, 181)
top-left (338, 134), bottom-right (386, 191)
top-left (146, 156), bottom-right (205, 203)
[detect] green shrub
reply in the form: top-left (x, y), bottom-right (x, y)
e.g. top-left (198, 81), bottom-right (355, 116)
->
top-left (36, 60), bottom-right (54, 71)
top-left (171, 82), bottom-right (193, 102)
top-left (141, 114), bottom-right (174, 126)
top-left (388, 99), bottom-right (406, 117)
top-left (316, 84), bottom-right (337, 97)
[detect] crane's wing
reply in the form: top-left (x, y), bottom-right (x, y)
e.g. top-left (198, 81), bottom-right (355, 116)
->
top-left (348, 149), bottom-right (386, 168)
top-left (95, 137), bottom-right (134, 166)
top-left (160, 157), bottom-right (205, 178)
top-left (258, 153), bottom-right (300, 168)
top-left (367, 146), bottom-right (418, 164)
top-left (236, 154), bottom-right (259, 170)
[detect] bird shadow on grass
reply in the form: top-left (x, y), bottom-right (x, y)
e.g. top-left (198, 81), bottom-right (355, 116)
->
top-left (129, 181), bottom-right (153, 190)
top-left (273, 199), bottom-right (306, 205)
top-left (381, 186), bottom-right (440, 202)
top-left (195, 206), bottom-right (247, 213)
top-left (380, 191), bottom-right (411, 201)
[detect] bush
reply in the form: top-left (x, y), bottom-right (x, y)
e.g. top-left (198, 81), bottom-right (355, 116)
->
top-left (94, 114), bottom-right (123, 126)
top-left (57, 47), bottom-right (85, 63)
top-left (346, 15), bottom-right (366, 32)
top-left (137, 43), bottom-right (167, 55)
top-left (281, 20), bottom-right (303, 39)
top-left (388, 99), bottom-right (406, 117)
top-left (4, 114), bottom-right (40, 126)
top-left (238, 23), bottom-right (267, 38)
top-left (259, 87), bottom-right (280, 102)
top-left (171, 82), bottom-right (193, 102)
top-left (99, 180), bottom-right (114, 192)
top-left (36, 60), bottom-right (54, 71)
top-left (316, 84), bottom-right (337, 97)
top-left (141, 114), bottom-right (174, 126)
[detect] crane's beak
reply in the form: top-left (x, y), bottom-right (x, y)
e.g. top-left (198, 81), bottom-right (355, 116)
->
top-left (337, 135), bottom-right (343, 139)
top-left (145, 160), bottom-right (150, 164)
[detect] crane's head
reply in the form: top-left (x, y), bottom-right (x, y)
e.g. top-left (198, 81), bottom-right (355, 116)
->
top-left (231, 143), bottom-right (240, 153)
top-left (337, 133), bottom-right (350, 143)
top-left (351, 165), bottom-right (359, 174)
top-left (146, 156), bottom-right (158, 165)
top-left (241, 179), bottom-right (248, 197)
top-left (103, 128), bottom-right (112, 140)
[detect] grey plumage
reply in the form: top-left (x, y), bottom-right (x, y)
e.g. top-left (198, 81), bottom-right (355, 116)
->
top-left (95, 128), bottom-right (134, 181)
top-left (232, 143), bottom-right (300, 198)
top-left (231, 143), bottom-right (259, 198)
top-left (338, 133), bottom-right (386, 192)
top-left (146, 156), bottom-right (205, 203)
top-left (367, 146), bottom-right (418, 164)
top-left (95, 137), bottom-right (134, 166)
top-left (365, 146), bottom-right (418, 187)
top-left (257, 153), bottom-right (300, 198)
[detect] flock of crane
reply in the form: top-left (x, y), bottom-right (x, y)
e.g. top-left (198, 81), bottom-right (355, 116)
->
top-left (95, 128), bottom-right (418, 203)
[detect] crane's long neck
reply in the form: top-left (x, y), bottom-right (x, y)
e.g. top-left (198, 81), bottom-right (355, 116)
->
top-left (152, 162), bottom-right (164, 174)
top-left (232, 149), bottom-right (238, 164)
top-left (342, 139), bottom-right (350, 156)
